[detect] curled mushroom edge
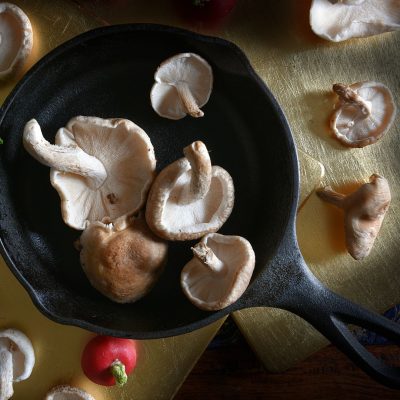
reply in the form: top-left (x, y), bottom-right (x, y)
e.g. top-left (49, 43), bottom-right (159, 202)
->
top-left (310, 0), bottom-right (400, 42)
top-left (317, 174), bottom-right (391, 260)
top-left (145, 140), bottom-right (234, 241)
top-left (45, 384), bottom-right (95, 400)
top-left (23, 116), bottom-right (157, 230)
top-left (181, 233), bottom-right (256, 311)
top-left (330, 81), bottom-right (396, 148)
top-left (150, 52), bottom-right (213, 120)
top-left (79, 214), bottom-right (168, 304)
top-left (0, 3), bottom-right (33, 78)
top-left (0, 329), bottom-right (35, 400)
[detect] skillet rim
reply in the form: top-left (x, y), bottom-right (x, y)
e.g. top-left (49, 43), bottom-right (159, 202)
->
top-left (0, 23), bottom-right (300, 338)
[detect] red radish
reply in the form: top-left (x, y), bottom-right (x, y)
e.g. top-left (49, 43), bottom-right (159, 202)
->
top-left (174, 0), bottom-right (237, 28)
top-left (81, 335), bottom-right (137, 387)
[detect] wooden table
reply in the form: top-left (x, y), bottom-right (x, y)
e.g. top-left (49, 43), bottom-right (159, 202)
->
top-left (176, 332), bottom-right (400, 399)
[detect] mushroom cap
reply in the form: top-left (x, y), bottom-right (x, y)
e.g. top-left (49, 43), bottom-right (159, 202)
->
top-left (181, 233), bottom-right (255, 311)
top-left (330, 81), bottom-right (396, 148)
top-left (0, 3), bottom-right (33, 78)
top-left (79, 215), bottom-right (168, 303)
top-left (310, 0), bottom-right (400, 42)
top-left (50, 116), bottom-right (156, 230)
top-left (145, 158), bottom-right (234, 241)
top-left (45, 385), bottom-right (95, 400)
top-left (0, 329), bottom-right (34, 382)
top-left (150, 52), bottom-right (213, 120)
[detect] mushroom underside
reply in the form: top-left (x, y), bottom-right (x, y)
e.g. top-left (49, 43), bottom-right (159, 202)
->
top-left (157, 167), bottom-right (233, 236)
top-left (181, 234), bottom-right (255, 309)
top-left (310, 0), bottom-right (400, 41)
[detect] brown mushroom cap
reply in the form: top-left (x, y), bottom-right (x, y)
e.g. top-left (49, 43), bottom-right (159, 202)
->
top-left (79, 215), bottom-right (168, 303)
top-left (45, 385), bottom-right (95, 400)
top-left (310, 0), bottom-right (400, 42)
top-left (145, 141), bottom-right (234, 241)
top-left (150, 53), bottom-right (213, 120)
top-left (181, 233), bottom-right (255, 311)
top-left (0, 3), bottom-right (33, 78)
top-left (23, 116), bottom-right (156, 230)
top-left (330, 81), bottom-right (396, 148)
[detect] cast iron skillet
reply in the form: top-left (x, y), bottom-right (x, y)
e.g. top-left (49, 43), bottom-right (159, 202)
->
top-left (0, 24), bottom-right (399, 388)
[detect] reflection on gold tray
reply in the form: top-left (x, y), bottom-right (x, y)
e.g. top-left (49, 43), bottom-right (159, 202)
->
top-left (0, 1), bottom-right (399, 398)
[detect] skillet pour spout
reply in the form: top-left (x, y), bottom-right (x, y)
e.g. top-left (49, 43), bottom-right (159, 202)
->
top-left (0, 23), bottom-right (399, 390)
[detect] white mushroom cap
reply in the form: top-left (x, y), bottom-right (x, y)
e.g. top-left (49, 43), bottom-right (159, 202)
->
top-left (330, 81), bottom-right (396, 148)
top-left (310, 0), bottom-right (400, 42)
top-left (45, 385), bottom-right (95, 400)
top-left (150, 53), bottom-right (213, 120)
top-left (181, 233), bottom-right (255, 311)
top-left (145, 141), bottom-right (234, 241)
top-left (0, 3), bottom-right (33, 78)
top-left (23, 116), bottom-right (156, 230)
top-left (0, 329), bottom-right (35, 400)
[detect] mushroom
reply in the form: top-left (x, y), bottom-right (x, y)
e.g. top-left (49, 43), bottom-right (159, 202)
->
top-left (0, 329), bottom-right (35, 400)
top-left (317, 174), bottom-right (391, 260)
top-left (45, 385), bottom-right (95, 400)
top-left (181, 233), bottom-right (255, 311)
top-left (0, 3), bottom-right (33, 78)
top-left (310, 0), bottom-right (400, 42)
top-left (79, 214), bottom-right (168, 303)
top-left (330, 81), bottom-right (396, 148)
top-left (145, 141), bottom-right (234, 241)
top-left (23, 116), bottom-right (156, 230)
top-left (150, 52), bottom-right (213, 120)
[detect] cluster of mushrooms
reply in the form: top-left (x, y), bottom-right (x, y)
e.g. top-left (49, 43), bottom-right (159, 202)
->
top-left (23, 53), bottom-right (256, 311)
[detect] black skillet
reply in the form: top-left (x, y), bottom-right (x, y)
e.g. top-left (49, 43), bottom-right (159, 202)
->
top-left (0, 24), bottom-right (399, 388)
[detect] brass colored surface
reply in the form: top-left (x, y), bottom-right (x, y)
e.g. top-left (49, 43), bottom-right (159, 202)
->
top-left (1, 1), bottom-right (399, 396)
top-left (0, 1), bottom-right (225, 399)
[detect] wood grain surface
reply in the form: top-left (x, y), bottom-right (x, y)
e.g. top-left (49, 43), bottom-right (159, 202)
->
top-left (175, 336), bottom-right (400, 400)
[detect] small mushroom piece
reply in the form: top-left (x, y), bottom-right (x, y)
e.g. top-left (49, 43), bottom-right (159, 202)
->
top-left (181, 233), bottom-right (255, 311)
top-left (79, 215), bottom-right (168, 303)
top-left (23, 116), bottom-right (156, 230)
top-left (330, 82), bottom-right (396, 148)
top-left (145, 141), bottom-right (234, 241)
top-left (150, 53), bottom-right (213, 120)
top-left (0, 3), bottom-right (33, 78)
top-left (0, 329), bottom-right (35, 400)
top-left (45, 385), bottom-right (95, 400)
top-left (317, 174), bottom-right (391, 260)
top-left (310, 0), bottom-right (400, 42)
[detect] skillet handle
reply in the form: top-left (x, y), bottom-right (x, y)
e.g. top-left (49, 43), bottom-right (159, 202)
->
top-left (279, 261), bottom-right (400, 389)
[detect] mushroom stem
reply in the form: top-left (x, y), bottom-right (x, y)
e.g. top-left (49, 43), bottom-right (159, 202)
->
top-left (333, 84), bottom-right (371, 117)
top-left (192, 242), bottom-right (225, 274)
top-left (316, 186), bottom-right (346, 208)
top-left (173, 82), bottom-right (204, 118)
top-left (183, 141), bottom-right (212, 201)
top-left (23, 119), bottom-right (107, 189)
top-left (0, 348), bottom-right (13, 400)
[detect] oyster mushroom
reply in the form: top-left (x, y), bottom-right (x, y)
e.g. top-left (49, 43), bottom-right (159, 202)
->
top-left (0, 329), bottom-right (35, 400)
top-left (79, 214), bottom-right (168, 303)
top-left (310, 0), bottom-right (400, 42)
top-left (330, 81), bottom-right (396, 148)
top-left (317, 174), bottom-right (391, 260)
top-left (0, 3), bottom-right (33, 78)
top-left (23, 116), bottom-right (156, 230)
top-left (45, 385), bottom-right (95, 400)
top-left (181, 233), bottom-right (255, 311)
top-left (150, 53), bottom-right (213, 120)
top-left (145, 141), bottom-right (234, 241)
